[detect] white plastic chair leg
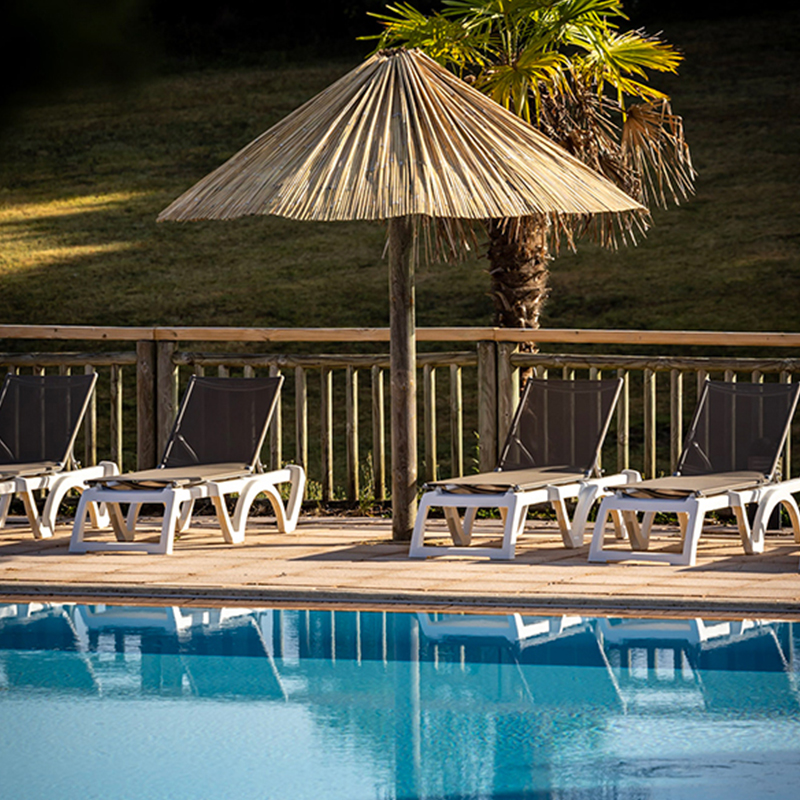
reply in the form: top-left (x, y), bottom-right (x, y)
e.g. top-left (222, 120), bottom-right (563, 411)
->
top-left (177, 499), bottom-right (195, 533)
top-left (70, 493), bottom-right (92, 551)
top-left (156, 493), bottom-right (181, 555)
top-left (678, 503), bottom-right (705, 566)
top-left (610, 509), bottom-right (627, 539)
top-left (444, 506), bottom-right (470, 545)
top-left (553, 483), bottom-right (600, 548)
top-left (499, 495), bottom-right (525, 559)
top-left (19, 487), bottom-right (47, 539)
top-left (109, 503), bottom-right (136, 541)
top-left (0, 494), bottom-right (11, 529)
top-left (125, 502), bottom-right (142, 534)
top-left (280, 465), bottom-right (305, 532)
top-left (751, 490), bottom-right (800, 548)
top-left (409, 493), bottom-right (434, 557)
top-left (210, 494), bottom-right (241, 544)
top-left (732, 498), bottom-right (757, 554)
top-left (588, 500), bottom-right (613, 562)
top-left (623, 510), bottom-right (648, 550)
top-left (463, 507), bottom-right (478, 537)
top-left (86, 497), bottom-right (111, 530)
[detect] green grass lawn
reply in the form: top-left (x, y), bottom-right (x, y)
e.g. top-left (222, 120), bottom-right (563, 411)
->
top-left (0, 10), bottom-right (797, 336)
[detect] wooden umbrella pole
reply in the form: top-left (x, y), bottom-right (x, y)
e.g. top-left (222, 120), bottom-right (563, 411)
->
top-left (388, 215), bottom-right (417, 541)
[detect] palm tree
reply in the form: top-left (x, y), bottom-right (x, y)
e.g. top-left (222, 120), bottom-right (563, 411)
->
top-left (366, 0), bottom-right (695, 332)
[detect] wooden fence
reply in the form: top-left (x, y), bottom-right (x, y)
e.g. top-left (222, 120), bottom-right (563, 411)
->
top-left (2, 325), bottom-right (800, 502)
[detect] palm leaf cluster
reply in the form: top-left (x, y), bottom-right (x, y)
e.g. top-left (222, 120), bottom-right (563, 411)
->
top-left (366, 0), bottom-right (695, 240)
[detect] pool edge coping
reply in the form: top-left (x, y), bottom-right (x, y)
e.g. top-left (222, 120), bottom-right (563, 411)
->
top-left (3, 581), bottom-right (800, 620)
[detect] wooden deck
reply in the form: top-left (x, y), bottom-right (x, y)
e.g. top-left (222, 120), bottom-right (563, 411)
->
top-left (1, 515), bottom-right (799, 618)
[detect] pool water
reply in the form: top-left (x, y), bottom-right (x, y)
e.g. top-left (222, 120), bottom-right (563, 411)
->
top-left (1, 604), bottom-right (799, 799)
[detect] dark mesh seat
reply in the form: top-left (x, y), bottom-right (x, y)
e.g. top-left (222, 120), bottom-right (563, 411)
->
top-left (590, 380), bottom-right (800, 566)
top-left (0, 374), bottom-right (97, 472)
top-left (0, 373), bottom-right (110, 540)
top-left (72, 375), bottom-right (306, 555)
top-left (429, 377), bottom-right (622, 493)
top-left (411, 378), bottom-right (631, 559)
top-left (93, 376), bottom-right (281, 490)
top-left (617, 381), bottom-right (800, 499)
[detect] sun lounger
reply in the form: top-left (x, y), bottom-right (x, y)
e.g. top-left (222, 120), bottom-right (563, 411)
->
top-left (0, 373), bottom-right (116, 539)
top-left (589, 380), bottom-right (800, 566)
top-left (409, 377), bottom-right (640, 559)
top-left (70, 375), bottom-right (305, 554)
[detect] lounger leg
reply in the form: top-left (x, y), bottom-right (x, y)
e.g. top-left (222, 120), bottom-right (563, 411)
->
top-left (280, 465), bottom-right (305, 532)
top-left (158, 494), bottom-right (181, 555)
top-left (751, 491), bottom-right (800, 549)
top-left (0, 494), bottom-right (11, 529)
top-left (86, 497), bottom-right (110, 531)
top-left (409, 493), bottom-right (435, 557)
top-left (588, 500), bottom-right (615, 562)
top-left (678, 513), bottom-right (688, 542)
top-left (623, 511), bottom-right (648, 550)
top-left (556, 484), bottom-right (600, 549)
top-left (210, 495), bottom-right (241, 544)
top-left (784, 498), bottom-right (800, 543)
top-left (463, 507), bottom-right (478, 537)
top-left (109, 503), bottom-right (135, 541)
top-left (499, 495), bottom-right (524, 559)
top-left (444, 507), bottom-right (470, 545)
top-left (19, 487), bottom-right (47, 539)
top-left (38, 479), bottom-right (84, 539)
top-left (731, 495), bottom-right (758, 554)
top-left (177, 500), bottom-right (195, 533)
top-left (69, 493), bottom-right (92, 552)
top-left (126, 503), bottom-right (143, 535)
top-left (254, 465), bottom-right (306, 534)
top-left (678, 504), bottom-right (705, 567)
top-left (610, 509), bottom-right (627, 539)
top-left (229, 480), bottom-right (284, 543)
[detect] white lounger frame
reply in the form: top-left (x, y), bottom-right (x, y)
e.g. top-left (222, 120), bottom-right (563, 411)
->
top-left (0, 461), bottom-right (118, 539)
top-left (409, 469), bottom-right (640, 560)
top-left (70, 464), bottom-right (305, 555)
top-left (589, 478), bottom-right (800, 567)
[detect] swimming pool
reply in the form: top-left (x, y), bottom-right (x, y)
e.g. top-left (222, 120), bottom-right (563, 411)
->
top-left (1, 604), bottom-right (798, 799)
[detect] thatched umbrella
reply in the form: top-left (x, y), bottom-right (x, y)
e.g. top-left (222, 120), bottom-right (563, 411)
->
top-left (158, 48), bottom-right (645, 541)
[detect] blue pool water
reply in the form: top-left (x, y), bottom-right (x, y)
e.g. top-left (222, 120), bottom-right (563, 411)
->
top-left (1, 604), bottom-right (799, 800)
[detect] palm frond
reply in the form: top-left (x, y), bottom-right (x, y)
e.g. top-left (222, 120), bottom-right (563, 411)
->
top-left (364, 3), bottom-right (492, 71)
top-left (479, 49), bottom-right (566, 120)
top-left (571, 27), bottom-right (682, 105)
top-left (621, 101), bottom-right (696, 207)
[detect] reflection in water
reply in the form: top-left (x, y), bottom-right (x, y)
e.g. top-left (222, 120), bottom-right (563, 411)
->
top-left (1, 603), bottom-right (799, 799)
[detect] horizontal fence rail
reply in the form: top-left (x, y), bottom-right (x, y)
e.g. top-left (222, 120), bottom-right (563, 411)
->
top-left (1, 326), bottom-right (799, 506)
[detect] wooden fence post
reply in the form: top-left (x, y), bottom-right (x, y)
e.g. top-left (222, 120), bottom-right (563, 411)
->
top-left (477, 341), bottom-right (497, 472)
top-left (449, 364), bottom-right (463, 478)
top-left (136, 340), bottom-right (157, 469)
top-left (110, 364), bottom-right (123, 470)
top-left (644, 368), bottom-right (656, 479)
top-left (156, 341), bottom-right (178, 460)
top-left (84, 364), bottom-right (97, 467)
top-left (321, 367), bottom-right (334, 502)
top-left (371, 366), bottom-right (386, 501)
top-left (346, 365), bottom-right (359, 501)
top-left (423, 364), bottom-right (437, 483)
top-left (496, 342), bottom-right (518, 454)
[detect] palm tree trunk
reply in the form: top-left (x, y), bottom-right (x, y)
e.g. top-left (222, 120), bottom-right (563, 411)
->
top-left (487, 216), bottom-right (551, 335)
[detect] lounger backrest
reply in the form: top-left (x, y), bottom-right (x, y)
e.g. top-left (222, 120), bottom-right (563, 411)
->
top-left (161, 376), bottom-right (283, 470)
top-left (497, 377), bottom-right (623, 476)
top-left (677, 381), bottom-right (800, 478)
top-left (0, 373), bottom-right (97, 466)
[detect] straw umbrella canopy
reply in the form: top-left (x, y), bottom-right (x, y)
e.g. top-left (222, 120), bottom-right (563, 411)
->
top-left (158, 48), bottom-right (644, 540)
